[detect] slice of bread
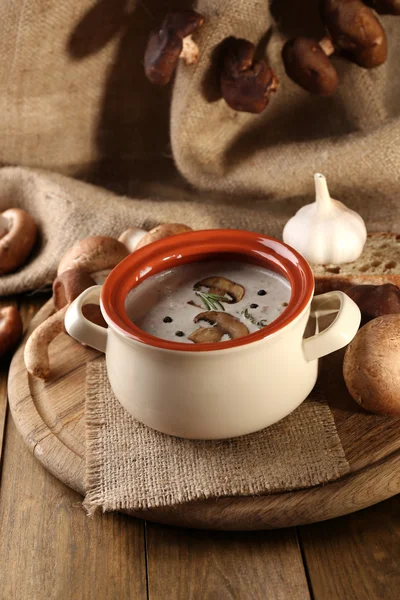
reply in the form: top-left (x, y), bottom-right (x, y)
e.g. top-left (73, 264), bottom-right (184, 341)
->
top-left (313, 232), bottom-right (400, 294)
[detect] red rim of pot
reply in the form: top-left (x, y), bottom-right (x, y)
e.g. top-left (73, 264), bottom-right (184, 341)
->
top-left (101, 229), bottom-right (314, 351)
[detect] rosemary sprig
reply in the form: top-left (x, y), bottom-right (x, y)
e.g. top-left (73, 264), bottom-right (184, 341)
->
top-left (241, 308), bottom-right (268, 329)
top-left (195, 291), bottom-right (226, 311)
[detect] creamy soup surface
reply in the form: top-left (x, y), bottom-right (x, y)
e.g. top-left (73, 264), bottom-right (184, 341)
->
top-left (125, 260), bottom-right (291, 344)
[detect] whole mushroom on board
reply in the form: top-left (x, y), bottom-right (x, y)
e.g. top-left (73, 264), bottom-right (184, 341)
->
top-left (343, 315), bottom-right (400, 415)
top-left (282, 37), bottom-right (339, 96)
top-left (0, 208), bottom-right (38, 274)
top-left (24, 236), bottom-right (128, 380)
top-left (219, 37), bottom-right (278, 113)
top-left (345, 283), bottom-right (400, 325)
top-left (0, 306), bottom-right (23, 358)
top-left (144, 10), bottom-right (204, 85)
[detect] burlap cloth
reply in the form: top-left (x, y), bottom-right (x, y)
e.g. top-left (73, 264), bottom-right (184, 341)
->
top-left (1, 1), bottom-right (400, 201)
top-left (0, 166), bottom-right (398, 296)
top-left (84, 358), bottom-right (350, 513)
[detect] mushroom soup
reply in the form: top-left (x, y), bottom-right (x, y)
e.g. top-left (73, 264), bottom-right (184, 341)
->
top-left (125, 260), bottom-right (291, 344)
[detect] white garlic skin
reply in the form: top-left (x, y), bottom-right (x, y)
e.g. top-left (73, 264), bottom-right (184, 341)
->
top-left (283, 173), bottom-right (367, 265)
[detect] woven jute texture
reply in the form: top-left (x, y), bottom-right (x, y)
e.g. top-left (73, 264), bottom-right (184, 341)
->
top-left (1, 1), bottom-right (400, 202)
top-left (1, 166), bottom-right (398, 296)
top-left (84, 358), bottom-right (350, 513)
top-left (172, 1), bottom-right (400, 198)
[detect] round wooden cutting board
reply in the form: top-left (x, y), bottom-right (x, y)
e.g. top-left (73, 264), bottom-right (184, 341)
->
top-left (8, 300), bottom-right (400, 530)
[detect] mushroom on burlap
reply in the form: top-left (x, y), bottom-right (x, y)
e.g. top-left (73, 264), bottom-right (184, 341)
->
top-left (0, 208), bottom-right (38, 274)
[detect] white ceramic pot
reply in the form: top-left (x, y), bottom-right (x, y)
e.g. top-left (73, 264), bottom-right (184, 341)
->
top-left (65, 230), bottom-right (361, 439)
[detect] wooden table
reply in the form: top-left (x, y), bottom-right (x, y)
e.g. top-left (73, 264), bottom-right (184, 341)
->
top-left (1, 296), bottom-right (399, 600)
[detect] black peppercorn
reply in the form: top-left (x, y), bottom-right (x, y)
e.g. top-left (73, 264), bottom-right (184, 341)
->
top-left (175, 331), bottom-right (185, 337)
top-left (257, 289), bottom-right (267, 296)
top-left (250, 303), bottom-right (258, 309)
top-left (163, 316), bottom-right (173, 323)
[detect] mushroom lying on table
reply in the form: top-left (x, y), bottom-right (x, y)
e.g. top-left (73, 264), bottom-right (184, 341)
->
top-left (0, 306), bottom-right (23, 358)
top-left (0, 208), bottom-right (38, 274)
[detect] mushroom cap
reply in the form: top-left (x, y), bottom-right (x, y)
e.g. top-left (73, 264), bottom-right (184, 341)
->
top-left (144, 10), bottom-right (204, 85)
top-left (220, 37), bottom-right (278, 113)
top-left (118, 227), bottom-right (146, 253)
top-left (346, 283), bottom-right (400, 325)
top-left (57, 236), bottom-right (129, 276)
top-left (0, 208), bottom-right (38, 275)
top-left (135, 223), bottom-right (192, 250)
top-left (194, 311), bottom-right (249, 340)
top-left (53, 268), bottom-right (97, 310)
top-left (364, 0), bottom-right (400, 15)
top-left (343, 314), bottom-right (400, 415)
top-left (282, 37), bottom-right (339, 96)
top-left (321, 0), bottom-right (388, 68)
top-left (0, 305), bottom-right (23, 357)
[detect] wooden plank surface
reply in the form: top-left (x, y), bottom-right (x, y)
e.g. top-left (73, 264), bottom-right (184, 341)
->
top-left (0, 384), bottom-right (147, 600)
top-left (299, 495), bottom-right (400, 600)
top-left (146, 523), bottom-right (310, 600)
top-left (7, 299), bottom-right (400, 529)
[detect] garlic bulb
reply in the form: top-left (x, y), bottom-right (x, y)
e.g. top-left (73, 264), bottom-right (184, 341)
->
top-left (283, 173), bottom-right (367, 265)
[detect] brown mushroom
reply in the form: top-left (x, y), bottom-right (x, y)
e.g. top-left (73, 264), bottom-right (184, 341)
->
top-left (364, 0), bottom-right (400, 15)
top-left (135, 224), bottom-right (192, 250)
top-left (144, 11), bottom-right (204, 86)
top-left (25, 267), bottom-right (107, 380)
top-left (343, 314), bottom-right (400, 415)
top-left (0, 306), bottom-right (23, 357)
top-left (194, 276), bottom-right (245, 304)
top-left (24, 306), bottom-right (68, 380)
top-left (53, 268), bottom-right (97, 310)
top-left (118, 227), bottom-right (146, 253)
top-left (53, 268), bottom-right (107, 328)
top-left (57, 236), bottom-right (129, 276)
top-left (0, 208), bottom-right (37, 274)
top-left (321, 0), bottom-right (388, 68)
top-left (193, 311), bottom-right (249, 340)
top-left (220, 37), bottom-right (278, 113)
top-left (282, 36), bottom-right (339, 96)
top-left (189, 326), bottom-right (225, 344)
top-left (345, 283), bottom-right (400, 325)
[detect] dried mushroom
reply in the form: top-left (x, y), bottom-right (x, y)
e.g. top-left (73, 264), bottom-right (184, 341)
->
top-left (144, 11), bottom-right (204, 85)
top-left (220, 37), bottom-right (278, 113)
top-left (282, 37), bottom-right (338, 96)
top-left (364, 0), bottom-right (400, 15)
top-left (321, 0), bottom-right (388, 68)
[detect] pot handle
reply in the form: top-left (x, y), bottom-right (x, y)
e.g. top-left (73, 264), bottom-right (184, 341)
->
top-left (64, 285), bottom-right (107, 353)
top-left (303, 291), bottom-right (360, 362)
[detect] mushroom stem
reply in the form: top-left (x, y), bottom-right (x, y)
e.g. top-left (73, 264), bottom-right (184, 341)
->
top-left (24, 306), bottom-right (68, 380)
top-left (179, 35), bottom-right (199, 65)
top-left (319, 36), bottom-right (335, 56)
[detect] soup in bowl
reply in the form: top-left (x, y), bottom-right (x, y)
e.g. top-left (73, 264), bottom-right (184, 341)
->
top-left (65, 230), bottom-right (361, 439)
